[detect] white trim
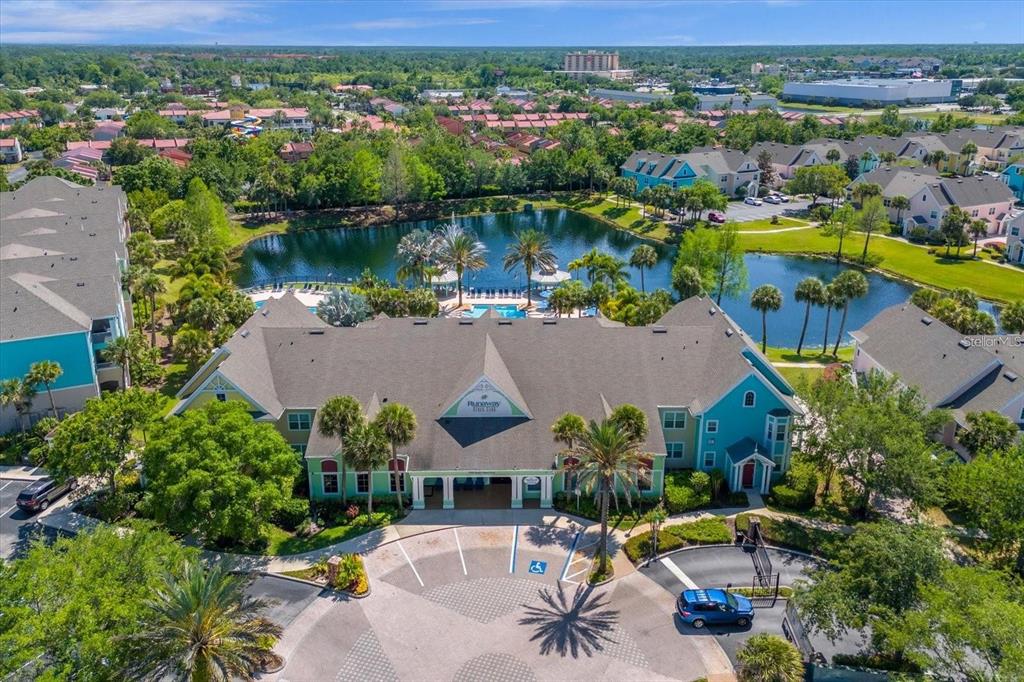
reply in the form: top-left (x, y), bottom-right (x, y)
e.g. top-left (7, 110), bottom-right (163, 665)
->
top-left (175, 347), bottom-right (230, 398)
top-left (705, 420), bottom-right (719, 434)
top-left (702, 451), bottom-right (716, 468)
top-left (742, 390), bottom-right (756, 408)
top-left (170, 368), bottom-right (270, 416)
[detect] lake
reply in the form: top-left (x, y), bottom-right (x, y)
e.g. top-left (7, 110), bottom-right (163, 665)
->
top-left (234, 208), bottom-right (990, 347)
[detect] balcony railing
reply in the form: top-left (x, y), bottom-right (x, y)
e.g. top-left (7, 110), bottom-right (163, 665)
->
top-left (91, 330), bottom-right (113, 345)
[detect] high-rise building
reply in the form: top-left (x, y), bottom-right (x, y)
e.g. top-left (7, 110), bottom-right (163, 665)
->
top-left (563, 50), bottom-right (620, 72)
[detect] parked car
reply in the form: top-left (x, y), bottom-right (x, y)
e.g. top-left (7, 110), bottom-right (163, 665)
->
top-left (16, 477), bottom-right (76, 514)
top-left (744, 196), bottom-right (763, 206)
top-left (676, 588), bottom-right (754, 628)
top-left (707, 211), bottom-right (726, 224)
top-left (776, 194), bottom-right (791, 203)
top-left (764, 195), bottom-right (781, 204)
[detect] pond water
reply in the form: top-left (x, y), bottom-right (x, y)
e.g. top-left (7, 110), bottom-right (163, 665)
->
top-left (235, 209), bottom-right (997, 346)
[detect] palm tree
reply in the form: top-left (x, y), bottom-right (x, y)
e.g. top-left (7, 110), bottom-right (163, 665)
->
top-left (928, 149), bottom-right (948, 172)
top-left (344, 422), bottom-right (391, 514)
top-left (831, 270), bottom-right (869, 356)
top-left (821, 282), bottom-right (840, 355)
top-left (793, 278), bottom-right (826, 356)
top-left (673, 264), bottom-right (704, 299)
top-left (890, 195), bottom-right (910, 230)
top-left (968, 218), bottom-right (988, 258)
top-left (566, 417), bottom-right (647, 576)
top-left (373, 402), bottom-right (417, 512)
top-left (503, 229), bottom-right (556, 305)
top-left (750, 285), bottom-right (783, 353)
top-left (638, 187), bottom-right (654, 218)
top-left (317, 396), bottom-right (365, 506)
top-left (435, 222), bottom-right (487, 307)
top-left (736, 633), bottom-right (804, 682)
top-left (0, 378), bottom-right (37, 434)
top-left (858, 196), bottom-right (887, 264)
top-left (591, 254), bottom-right (630, 290)
top-left (125, 561), bottom-right (283, 681)
top-left (826, 148), bottom-right (841, 165)
top-left (27, 361), bottom-right (63, 420)
top-left (551, 412), bottom-right (587, 452)
top-left (102, 332), bottom-right (145, 388)
top-left (958, 140), bottom-right (977, 175)
top-left (138, 270), bottom-right (166, 348)
top-left (396, 229), bottom-right (438, 287)
top-left (628, 244), bottom-right (658, 293)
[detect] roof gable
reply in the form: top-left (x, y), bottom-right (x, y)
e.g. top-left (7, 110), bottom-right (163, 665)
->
top-left (441, 334), bottom-right (532, 419)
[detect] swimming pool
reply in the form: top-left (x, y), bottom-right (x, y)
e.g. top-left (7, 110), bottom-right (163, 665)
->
top-left (466, 304), bottom-right (527, 319)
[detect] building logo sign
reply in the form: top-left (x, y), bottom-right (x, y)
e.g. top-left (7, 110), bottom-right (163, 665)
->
top-left (445, 377), bottom-right (526, 418)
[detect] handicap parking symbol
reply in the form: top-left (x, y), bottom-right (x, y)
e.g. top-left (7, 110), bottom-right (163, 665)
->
top-left (528, 560), bottom-right (547, 575)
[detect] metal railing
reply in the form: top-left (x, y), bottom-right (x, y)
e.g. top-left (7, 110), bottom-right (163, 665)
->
top-left (747, 518), bottom-right (774, 587)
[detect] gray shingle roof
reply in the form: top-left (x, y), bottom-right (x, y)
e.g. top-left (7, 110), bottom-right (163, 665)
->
top-left (1, 177), bottom-right (128, 341)
top-left (192, 295), bottom-right (798, 472)
top-left (931, 175), bottom-right (1014, 208)
top-left (852, 166), bottom-right (941, 198)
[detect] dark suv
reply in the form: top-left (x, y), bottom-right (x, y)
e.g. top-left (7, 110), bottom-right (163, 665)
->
top-left (16, 477), bottom-right (76, 514)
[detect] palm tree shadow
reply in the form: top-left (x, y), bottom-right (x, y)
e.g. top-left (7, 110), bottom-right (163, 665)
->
top-left (518, 583), bottom-right (619, 658)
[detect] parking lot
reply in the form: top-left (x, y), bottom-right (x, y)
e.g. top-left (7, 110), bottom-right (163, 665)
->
top-left (723, 198), bottom-right (812, 223)
top-left (269, 524), bottom-right (732, 682)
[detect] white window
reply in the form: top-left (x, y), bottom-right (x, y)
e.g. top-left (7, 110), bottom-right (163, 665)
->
top-left (1019, 405), bottom-right (1024, 422)
top-left (356, 473), bottom-right (370, 494)
top-left (288, 412), bottom-right (312, 431)
top-left (743, 391), bottom-right (756, 408)
top-left (389, 472), bottom-right (406, 493)
top-left (775, 422), bottom-right (787, 442)
top-left (766, 420), bottom-right (775, 442)
top-left (706, 420), bottom-right (719, 434)
top-left (666, 442), bottom-right (684, 459)
top-left (971, 209), bottom-right (979, 217)
top-left (703, 451), bottom-right (716, 468)
top-left (930, 211), bottom-right (938, 219)
top-left (663, 411), bottom-right (686, 429)
top-left (323, 474), bottom-right (339, 494)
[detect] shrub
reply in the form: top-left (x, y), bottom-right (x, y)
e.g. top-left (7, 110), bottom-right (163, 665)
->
top-left (332, 553), bottom-right (368, 594)
top-left (663, 470), bottom-right (713, 514)
top-left (908, 226), bottom-right (929, 243)
top-left (273, 497), bottom-right (310, 531)
top-left (770, 456), bottom-right (818, 511)
top-left (727, 491), bottom-right (750, 507)
top-left (832, 653), bottom-right (922, 673)
top-left (666, 517), bottom-right (732, 545)
top-left (735, 513), bottom-right (837, 556)
top-left (623, 529), bottom-right (685, 563)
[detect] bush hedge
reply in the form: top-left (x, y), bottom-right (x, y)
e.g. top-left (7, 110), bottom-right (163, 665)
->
top-left (734, 513), bottom-right (837, 557)
top-left (768, 456), bottom-right (818, 511)
top-left (623, 517), bottom-right (732, 563)
top-left (664, 470), bottom-right (713, 513)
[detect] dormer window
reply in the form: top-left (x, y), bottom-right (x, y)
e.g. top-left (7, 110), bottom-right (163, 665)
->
top-left (743, 391), bottom-right (756, 408)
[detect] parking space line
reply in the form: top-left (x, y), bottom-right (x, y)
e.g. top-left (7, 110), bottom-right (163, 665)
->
top-left (509, 524), bottom-right (519, 573)
top-left (397, 540), bottom-right (424, 587)
top-left (453, 527), bottom-right (467, 576)
top-left (559, 531), bottom-right (581, 582)
top-left (660, 556), bottom-right (699, 589)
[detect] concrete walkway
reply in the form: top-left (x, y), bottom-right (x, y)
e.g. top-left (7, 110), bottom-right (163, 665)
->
top-left (737, 225), bottom-right (815, 234)
top-left (0, 465), bottom-right (46, 481)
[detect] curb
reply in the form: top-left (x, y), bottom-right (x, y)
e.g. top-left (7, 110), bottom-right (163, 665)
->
top-left (260, 570), bottom-right (372, 599)
top-left (639, 542), bottom-right (828, 568)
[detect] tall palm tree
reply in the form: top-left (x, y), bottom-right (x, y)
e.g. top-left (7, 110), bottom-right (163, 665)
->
top-left (125, 561), bottom-right (282, 681)
top-left (551, 412), bottom-right (587, 452)
top-left (750, 284), bottom-right (783, 353)
top-left (435, 222), bottom-right (487, 307)
top-left (566, 417), bottom-right (647, 576)
top-left (793, 278), bottom-right (826, 357)
top-left (0, 378), bottom-right (37, 434)
top-left (831, 270), bottom-right (869, 357)
top-left (628, 244), bottom-right (658, 293)
top-left (736, 633), bottom-right (804, 682)
top-left (968, 219), bottom-right (989, 258)
top-left (591, 253), bottom-right (630, 289)
top-left (317, 396), bottom-right (365, 506)
top-left (344, 422), bottom-right (391, 514)
top-left (503, 229), bottom-right (556, 305)
top-left (27, 361), bottom-right (63, 420)
top-left (102, 332), bottom-right (145, 388)
top-left (821, 282), bottom-right (841, 355)
top-left (928, 149), bottom-right (948, 172)
top-left (890, 195), bottom-right (910, 230)
top-left (373, 402), bottom-right (417, 512)
top-left (958, 140), bottom-right (977, 174)
top-left (139, 270), bottom-right (166, 348)
top-left (396, 229), bottom-right (438, 287)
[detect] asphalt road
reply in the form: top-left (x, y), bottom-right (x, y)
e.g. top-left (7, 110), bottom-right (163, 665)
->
top-left (247, 575), bottom-right (323, 630)
top-left (0, 479), bottom-right (44, 558)
top-left (724, 198), bottom-right (812, 223)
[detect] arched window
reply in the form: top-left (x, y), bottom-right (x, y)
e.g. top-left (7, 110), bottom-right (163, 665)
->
top-left (321, 460), bottom-right (339, 494)
top-left (743, 391), bottom-right (756, 408)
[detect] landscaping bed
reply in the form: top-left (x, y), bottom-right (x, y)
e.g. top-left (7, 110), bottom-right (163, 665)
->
top-left (281, 553), bottom-right (370, 596)
top-left (734, 513), bottom-right (840, 557)
top-left (623, 517), bottom-right (733, 564)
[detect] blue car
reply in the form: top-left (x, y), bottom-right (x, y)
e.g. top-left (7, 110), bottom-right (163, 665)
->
top-left (676, 589), bottom-right (754, 629)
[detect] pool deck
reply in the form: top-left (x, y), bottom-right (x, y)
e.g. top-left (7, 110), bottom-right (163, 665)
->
top-left (250, 288), bottom-right (328, 307)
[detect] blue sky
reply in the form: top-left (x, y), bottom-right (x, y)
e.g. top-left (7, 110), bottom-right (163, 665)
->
top-left (1, 0), bottom-right (1021, 46)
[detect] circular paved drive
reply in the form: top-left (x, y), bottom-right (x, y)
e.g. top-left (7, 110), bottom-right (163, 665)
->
top-left (268, 524), bottom-right (731, 682)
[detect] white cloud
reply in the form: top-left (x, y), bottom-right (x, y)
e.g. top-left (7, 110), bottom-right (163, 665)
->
top-left (346, 17), bottom-right (498, 30)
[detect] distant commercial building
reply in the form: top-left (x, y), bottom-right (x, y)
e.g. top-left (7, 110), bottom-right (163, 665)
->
top-left (782, 78), bottom-right (960, 106)
top-left (692, 82), bottom-right (737, 95)
top-left (589, 88), bottom-right (670, 104)
top-left (696, 93), bottom-right (777, 112)
top-left (751, 63), bottom-right (784, 76)
top-left (560, 50), bottom-right (633, 81)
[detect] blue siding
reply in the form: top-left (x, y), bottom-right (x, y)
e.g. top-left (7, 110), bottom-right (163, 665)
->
top-left (742, 350), bottom-right (795, 396)
top-left (1002, 164), bottom-right (1024, 203)
top-left (0, 331), bottom-right (96, 390)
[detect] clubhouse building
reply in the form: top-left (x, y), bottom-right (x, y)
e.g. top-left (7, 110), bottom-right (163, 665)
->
top-left (173, 294), bottom-right (801, 509)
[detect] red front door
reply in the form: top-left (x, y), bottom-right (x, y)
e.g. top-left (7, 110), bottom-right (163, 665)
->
top-left (742, 461), bottom-right (756, 488)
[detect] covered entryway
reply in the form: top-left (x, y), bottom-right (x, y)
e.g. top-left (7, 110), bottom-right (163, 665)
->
top-left (725, 438), bottom-right (776, 494)
top-left (413, 475), bottom-right (551, 510)
top-left (741, 460), bottom-right (755, 488)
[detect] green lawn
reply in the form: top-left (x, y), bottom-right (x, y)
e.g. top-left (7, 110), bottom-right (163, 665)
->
top-left (779, 102), bottom-right (865, 114)
top-left (775, 366), bottom-right (825, 392)
top-left (740, 227), bottom-right (1022, 304)
top-left (226, 220), bottom-right (291, 252)
top-left (260, 516), bottom-right (387, 556)
top-left (534, 194), bottom-right (673, 241)
top-left (736, 217), bottom-right (810, 232)
top-left (764, 345), bottom-right (854, 364)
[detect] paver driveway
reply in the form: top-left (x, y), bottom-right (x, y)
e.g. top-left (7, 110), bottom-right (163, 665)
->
top-left (268, 524), bottom-right (732, 682)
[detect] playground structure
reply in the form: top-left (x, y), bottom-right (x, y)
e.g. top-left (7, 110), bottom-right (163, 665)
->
top-left (230, 114), bottom-right (263, 138)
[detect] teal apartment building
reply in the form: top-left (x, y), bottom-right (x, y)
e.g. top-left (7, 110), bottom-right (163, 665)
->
top-left (174, 294), bottom-right (801, 509)
top-left (1002, 163), bottom-right (1024, 203)
top-left (0, 177), bottom-right (132, 432)
top-left (620, 148), bottom-right (761, 198)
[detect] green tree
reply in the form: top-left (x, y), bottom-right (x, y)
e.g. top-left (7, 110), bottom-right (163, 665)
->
top-left (1001, 301), bottom-right (1024, 334)
top-left (47, 388), bottom-right (158, 495)
top-left (343, 423), bottom-right (391, 514)
top-left (940, 205), bottom-right (969, 257)
top-left (712, 223), bottom-right (747, 305)
top-left (821, 203), bottom-right (855, 264)
top-left (0, 377), bottom-right (36, 433)
top-left (317, 395), bottom-right (365, 505)
top-left (608, 403), bottom-right (649, 443)
top-left (395, 228), bottom-right (438, 287)
top-left (125, 561), bottom-right (282, 681)
top-left (830, 270), bottom-right (868, 356)
top-left (174, 325), bottom-right (212, 370)
top-left (858, 196), bottom-right (888, 264)
top-left (26, 360), bottom-right (63, 420)
top-left (551, 412), bottom-right (587, 452)
top-left (736, 634), bottom-right (804, 682)
top-left (671, 264), bottom-right (704, 300)
top-left (890, 195), bottom-right (910, 229)
top-left (564, 416), bottom-right (647, 576)
top-left (503, 229), bottom-right (556, 305)
top-left (793, 277), bottom-right (826, 356)
top-left (628, 244), bottom-right (658, 293)
top-left (958, 411), bottom-right (1019, 456)
top-left (0, 523), bottom-right (195, 679)
top-left (138, 269), bottom-right (166, 347)
top-left (102, 330), bottom-right (149, 387)
top-left (435, 222), bottom-right (487, 307)
top-left (373, 402), bottom-right (417, 512)
top-left (967, 218), bottom-right (988, 258)
top-left (750, 284), bottom-right (783, 353)
top-left (317, 288), bottom-right (370, 327)
top-left (140, 401), bottom-right (301, 547)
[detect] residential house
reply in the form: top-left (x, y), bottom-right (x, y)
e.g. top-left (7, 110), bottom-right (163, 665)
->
top-left (159, 148), bottom-right (193, 168)
top-left (0, 138), bottom-right (23, 164)
top-left (53, 147), bottom-right (103, 182)
top-left (1006, 210), bottom-right (1024, 265)
top-left (1001, 162), bottom-right (1024, 203)
top-left (851, 303), bottom-right (1024, 453)
top-left (171, 295), bottom-right (801, 506)
top-left (91, 120), bottom-right (126, 142)
top-left (0, 110), bottom-right (40, 128)
top-left (621, 147), bottom-right (761, 198)
top-left (747, 141), bottom-right (825, 185)
top-left (0, 177), bottom-right (132, 432)
top-left (201, 107), bottom-right (312, 134)
top-left (903, 128), bottom-right (1024, 174)
top-left (279, 141), bottom-right (315, 163)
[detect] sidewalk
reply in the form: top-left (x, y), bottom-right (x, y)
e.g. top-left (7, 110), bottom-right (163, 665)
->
top-left (0, 465), bottom-right (46, 481)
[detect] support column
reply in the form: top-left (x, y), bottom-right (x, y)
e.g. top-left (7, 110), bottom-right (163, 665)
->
top-left (511, 475), bottom-right (523, 509)
top-left (412, 476), bottom-right (425, 510)
top-left (761, 463), bottom-right (773, 495)
top-left (540, 475), bottom-right (553, 509)
top-left (442, 476), bottom-right (455, 509)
